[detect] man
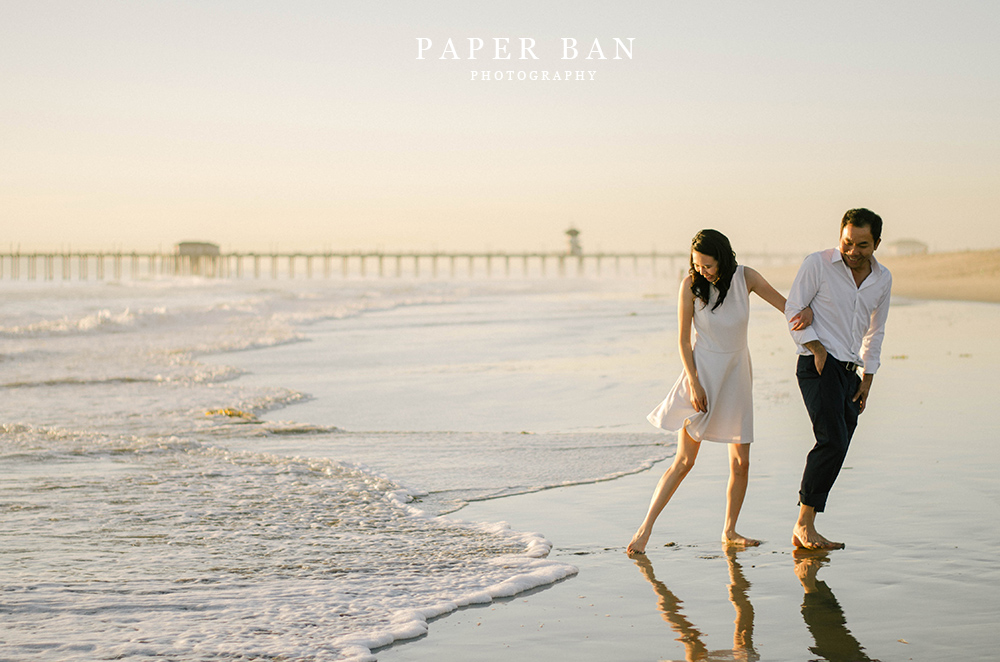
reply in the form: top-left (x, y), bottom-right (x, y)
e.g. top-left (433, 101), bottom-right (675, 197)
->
top-left (784, 208), bottom-right (892, 549)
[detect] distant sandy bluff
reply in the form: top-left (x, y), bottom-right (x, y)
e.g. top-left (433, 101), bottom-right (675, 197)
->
top-left (760, 249), bottom-right (1000, 304)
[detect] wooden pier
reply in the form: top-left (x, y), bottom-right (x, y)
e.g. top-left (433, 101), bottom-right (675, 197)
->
top-left (0, 251), bottom-right (798, 281)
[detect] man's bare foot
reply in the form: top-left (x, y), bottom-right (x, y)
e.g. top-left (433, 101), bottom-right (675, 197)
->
top-left (792, 528), bottom-right (844, 550)
top-left (627, 529), bottom-right (650, 556)
top-left (722, 531), bottom-right (761, 547)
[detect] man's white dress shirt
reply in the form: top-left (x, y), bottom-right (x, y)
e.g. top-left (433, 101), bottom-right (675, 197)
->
top-left (784, 249), bottom-right (892, 375)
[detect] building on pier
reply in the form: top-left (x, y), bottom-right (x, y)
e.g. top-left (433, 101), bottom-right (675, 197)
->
top-left (176, 241), bottom-right (220, 276)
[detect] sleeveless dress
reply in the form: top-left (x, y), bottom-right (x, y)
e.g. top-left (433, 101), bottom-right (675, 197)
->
top-left (647, 265), bottom-right (753, 444)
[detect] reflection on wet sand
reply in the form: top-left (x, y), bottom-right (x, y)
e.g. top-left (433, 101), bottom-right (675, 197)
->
top-left (794, 549), bottom-right (878, 662)
top-left (632, 548), bottom-right (877, 661)
top-left (632, 547), bottom-right (758, 661)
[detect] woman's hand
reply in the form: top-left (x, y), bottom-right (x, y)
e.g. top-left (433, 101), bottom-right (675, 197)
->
top-left (790, 305), bottom-right (813, 331)
top-left (688, 377), bottom-right (708, 412)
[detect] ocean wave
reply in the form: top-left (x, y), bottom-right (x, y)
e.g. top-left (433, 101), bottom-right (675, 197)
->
top-left (0, 423), bottom-right (204, 460)
top-left (0, 278), bottom-right (666, 660)
top-left (0, 307), bottom-right (142, 337)
top-left (1, 376), bottom-right (164, 389)
top-left (1, 429), bottom-right (577, 662)
top-left (261, 422), bottom-right (344, 435)
top-left (0, 364), bottom-right (247, 389)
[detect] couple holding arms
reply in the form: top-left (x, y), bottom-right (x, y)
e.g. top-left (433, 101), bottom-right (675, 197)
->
top-left (628, 208), bottom-right (892, 554)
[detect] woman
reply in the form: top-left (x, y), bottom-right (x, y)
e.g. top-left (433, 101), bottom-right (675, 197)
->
top-left (627, 229), bottom-right (809, 554)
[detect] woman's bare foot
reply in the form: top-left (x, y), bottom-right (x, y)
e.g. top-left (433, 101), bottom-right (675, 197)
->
top-left (627, 528), bottom-right (650, 556)
top-left (792, 528), bottom-right (844, 550)
top-left (722, 531), bottom-right (761, 547)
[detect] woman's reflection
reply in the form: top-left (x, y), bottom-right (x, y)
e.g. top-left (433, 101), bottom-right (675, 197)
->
top-left (632, 547), bottom-right (758, 661)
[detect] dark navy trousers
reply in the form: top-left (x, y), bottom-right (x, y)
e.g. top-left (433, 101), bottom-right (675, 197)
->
top-left (796, 354), bottom-right (862, 512)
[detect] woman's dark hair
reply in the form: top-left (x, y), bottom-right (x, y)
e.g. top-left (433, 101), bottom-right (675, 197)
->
top-left (690, 229), bottom-right (737, 311)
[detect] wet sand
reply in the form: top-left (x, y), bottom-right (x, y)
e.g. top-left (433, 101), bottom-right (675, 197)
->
top-left (377, 263), bottom-right (1000, 661)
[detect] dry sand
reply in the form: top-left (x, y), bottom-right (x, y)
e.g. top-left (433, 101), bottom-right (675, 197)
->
top-left (377, 268), bottom-right (1000, 661)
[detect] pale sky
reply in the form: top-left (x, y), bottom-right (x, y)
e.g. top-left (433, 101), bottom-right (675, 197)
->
top-left (2, 1), bottom-right (998, 254)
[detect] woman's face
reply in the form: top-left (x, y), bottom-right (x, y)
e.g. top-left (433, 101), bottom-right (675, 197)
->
top-left (691, 250), bottom-right (719, 283)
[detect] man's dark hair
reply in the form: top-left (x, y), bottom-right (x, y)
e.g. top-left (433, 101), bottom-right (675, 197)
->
top-left (841, 208), bottom-right (883, 243)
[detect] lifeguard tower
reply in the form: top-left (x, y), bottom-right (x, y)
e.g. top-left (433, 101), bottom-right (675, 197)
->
top-left (566, 227), bottom-right (582, 256)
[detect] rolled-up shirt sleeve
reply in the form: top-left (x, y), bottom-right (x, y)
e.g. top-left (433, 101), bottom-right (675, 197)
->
top-left (785, 253), bottom-right (821, 347)
top-left (860, 274), bottom-right (892, 374)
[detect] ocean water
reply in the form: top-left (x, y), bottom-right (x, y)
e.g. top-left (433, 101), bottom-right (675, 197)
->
top-left (0, 276), bottom-right (673, 661)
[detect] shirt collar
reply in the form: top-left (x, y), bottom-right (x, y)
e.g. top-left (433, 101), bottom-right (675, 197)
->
top-left (831, 249), bottom-right (883, 275)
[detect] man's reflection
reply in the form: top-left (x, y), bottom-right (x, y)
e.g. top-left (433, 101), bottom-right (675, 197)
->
top-left (632, 547), bottom-right (758, 661)
top-left (794, 549), bottom-right (878, 662)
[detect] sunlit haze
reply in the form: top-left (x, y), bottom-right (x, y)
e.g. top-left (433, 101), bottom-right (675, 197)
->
top-left (3, 1), bottom-right (998, 254)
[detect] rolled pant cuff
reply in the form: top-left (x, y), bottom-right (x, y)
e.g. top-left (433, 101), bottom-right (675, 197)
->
top-left (799, 492), bottom-right (827, 513)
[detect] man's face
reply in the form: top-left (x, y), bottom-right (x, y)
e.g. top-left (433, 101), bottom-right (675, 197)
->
top-left (839, 223), bottom-right (879, 271)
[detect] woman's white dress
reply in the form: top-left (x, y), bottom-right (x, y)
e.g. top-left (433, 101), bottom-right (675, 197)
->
top-left (647, 265), bottom-right (753, 444)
